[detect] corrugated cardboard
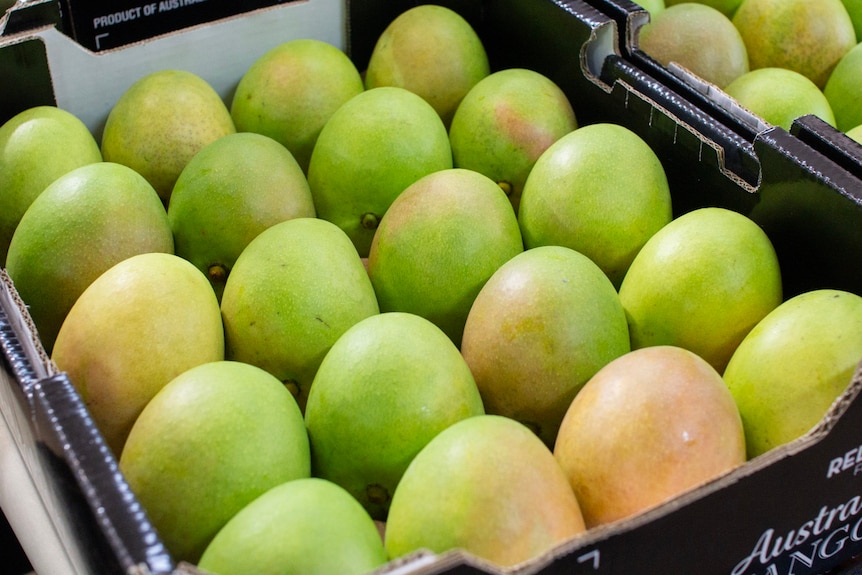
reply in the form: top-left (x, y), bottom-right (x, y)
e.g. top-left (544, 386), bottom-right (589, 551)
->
top-left (590, 0), bottom-right (862, 186)
top-left (0, 0), bottom-right (345, 137)
top-left (2, 1), bottom-right (862, 574)
top-left (55, 0), bottom-right (296, 52)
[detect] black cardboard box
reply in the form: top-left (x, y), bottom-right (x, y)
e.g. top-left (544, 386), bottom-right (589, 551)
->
top-left (586, 0), bottom-right (862, 192)
top-left (58, 0), bottom-right (298, 52)
top-left (2, 1), bottom-right (862, 574)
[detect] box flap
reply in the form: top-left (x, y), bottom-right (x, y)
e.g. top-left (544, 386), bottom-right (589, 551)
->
top-left (791, 115), bottom-right (862, 182)
top-left (0, 0), bottom-right (61, 36)
top-left (56, 0), bottom-right (299, 52)
top-left (0, 270), bottom-right (54, 389)
top-left (31, 372), bottom-right (175, 574)
top-left (0, 0), bottom-right (345, 137)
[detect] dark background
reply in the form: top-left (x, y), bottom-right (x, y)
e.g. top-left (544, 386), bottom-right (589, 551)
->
top-left (2, 509), bottom-right (33, 575)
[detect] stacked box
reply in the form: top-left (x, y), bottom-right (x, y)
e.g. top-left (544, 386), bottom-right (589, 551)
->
top-left (1, 0), bottom-right (862, 574)
top-left (584, 0), bottom-right (862, 189)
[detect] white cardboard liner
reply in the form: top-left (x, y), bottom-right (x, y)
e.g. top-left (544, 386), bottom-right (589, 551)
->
top-left (0, 373), bottom-right (82, 575)
top-left (28, 0), bottom-right (345, 137)
top-left (0, 267), bottom-right (81, 575)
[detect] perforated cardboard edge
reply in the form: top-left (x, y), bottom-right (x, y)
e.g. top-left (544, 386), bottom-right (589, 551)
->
top-left (0, 269), bottom-right (56, 386)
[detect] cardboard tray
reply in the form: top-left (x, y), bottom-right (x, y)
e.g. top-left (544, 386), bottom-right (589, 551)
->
top-left (0, 270), bottom-right (175, 575)
top-left (2, 0), bottom-right (862, 574)
top-left (3, 0), bottom-right (301, 52)
top-left (584, 0), bottom-right (862, 185)
top-left (54, 0), bottom-right (301, 52)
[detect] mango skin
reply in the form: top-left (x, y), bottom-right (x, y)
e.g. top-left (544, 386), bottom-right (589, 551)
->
top-left (554, 346), bottom-right (746, 528)
top-left (101, 69), bottom-right (235, 203)
top-left (664, 0), bottom-right (739, 17)
top-left (461, 245), bottom-right (630, 448)
top-left (518, 123), bottom-right (672, 288)
top-left (120, 360), bottom-right (310, 564)
top-left (385, 414), bottom-right (587, 568)
top-left (51, 252), bottom-right (225, 455)
top-left (618, 207), bottom-right (782, 373)
top-left (449, 68), bottom-right (577, 213)
top-left (305, 312), bottom-right (484, 520)
top-left (307, 86), bottom-right (453, 257)
top-left (367, 168), bottom-right (524, 348)
top-left (732, 0), bottom-right (856, 89)
top-left (0, 105), bottom-right (102, 267)
top-left (638, 0), bottom-right (666, 15)
top-left (841, 0), bottom-right (862, 41)
top-left (220, 217), bottom-right (380, 412)
top-left (168, 132), bottom-right (315, 301)
top-left (723, 67), bottom-right (836, 132)
top-left (6, 162), bottom-right (173, 353)
top-left (364, 4), bottom-right (490, 127)
top-left (638, 3), bottom-right (749, 89)
top-left (824, 42), bottom-right (862, 132)
top-left (231, 38), bottom-right (364, 173)
top-left (724, 289), bottom-right (862, 458)
top-left (198, 478), bottom-right (387, 575)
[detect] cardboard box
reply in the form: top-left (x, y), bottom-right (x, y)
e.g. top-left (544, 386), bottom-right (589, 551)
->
top-left (0, 0), bottom-right (346, 137)
top-left (790, 115), bottom-right (862, 183)
top-left (55, 0), bottom-right (298, 52)
top-left (0, 269), bottom-right (175, 575)
top-left (2, 0), bottom-right (862, 574)
top-left (590, 0), bottom-right (862, 187)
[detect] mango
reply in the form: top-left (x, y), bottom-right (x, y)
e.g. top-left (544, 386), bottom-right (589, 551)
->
top-left (0, 105), bottom-right (102, 266)
top-left (367, 168), bottom-right (523, 347)
top-left (449, 68), bottom-right (577, 212)
top-left (168, 132), bottom-right (315, 301)
top-left (198, 478), bottom-right (387, 575)
top-left (220, 217), bottom-right (379, 411)
top-left (7, 162), bottom-right (173, 352)
top-left (101, 69), bottom-right (235, 203)
top-left (52, 252), bottom-right (224, 455)
top-left (364, 4), bottom-right (490, 127)
top-left (306, 86), bottom-right (452, 257)
top-left (461, 245), bottom-right (630, 448)
top-left (120, 360), bottom-right (310, 563)
top-left (231, 38), bottom-right (364, 173)
top-left (304, 312), bottom-right (484, 520)
top-left (554, 346), bottom-right (746, 527)
top-left (724, 289), bottom-right (862, 458)
top-left (385, 414), bottom-right (587, 567)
